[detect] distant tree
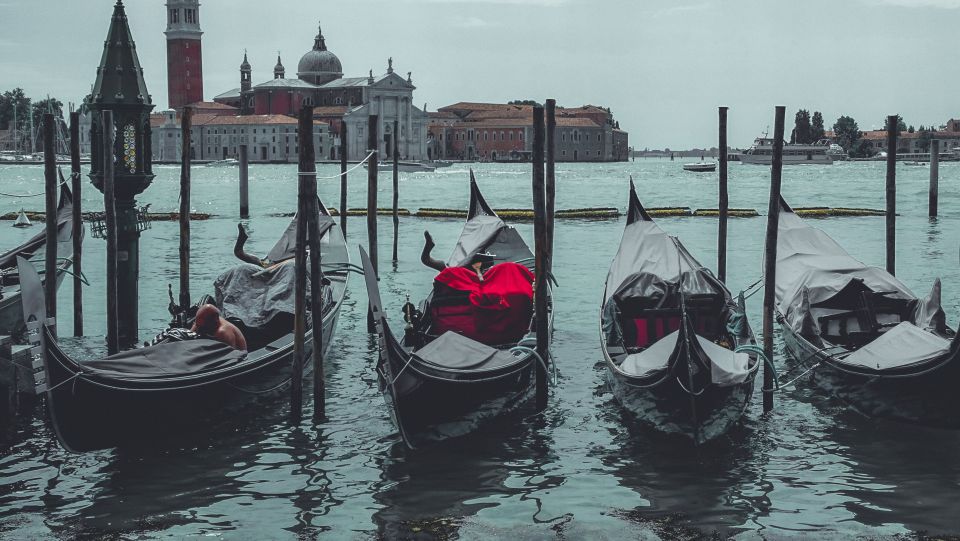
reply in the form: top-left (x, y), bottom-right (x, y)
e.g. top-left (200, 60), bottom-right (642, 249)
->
top-left (811, 111), bottom-right (825, 141)
top-left (0, 88), bottom-right (30, 132)
top-left (31, 97), bottom-right (64, 127)
top-left (908, 125), bottom-right (915, 133)
top-left (883, 115), bottom-right (907, 134)
top-left (850, 138), bottom-right (876, 158)
top-left (508, 99), bottom-right (538, 106)
top-left (832, 115), bottom-right (861, 154)
top-left (792, 109), bottom-right (812, 144)
top-left (917, 127), bottom-right (934, 152)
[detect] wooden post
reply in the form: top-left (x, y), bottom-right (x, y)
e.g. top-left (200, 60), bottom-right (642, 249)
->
top-left (339, 120), bottom-right (347, 235)
top-left (43, 114), bottom-right (57, 331)
top-left (392, 120), bottom-right (399, 264)
top-left (298, 107), bottom-right (326, 421)
top-left (886, 115), bottom-right (897, 276)
top-left (103, 111), bottom-right (119, 355)
top-left (532, 105), bottom-right (549, 411)
top-left (718, 106), bottom-right (729, 283)
top-left (239, 144), bottom-right (249, 218)
top-left (179, 107), bottom-right (192, 311)
top-left (545, 99), bottom-right (556, 274)
top-left (367, 115), bottom-right (379, 274)
top-left (761, 105), bottom-right (786, 414)
top-left (291, 107), bottom-right (313, 422)
top-left (69, 111), bottom-right (82, 337)
top-left (929, 139), bottom-right (939, 218)
top-left (367, 115), bottom-right (379, 332)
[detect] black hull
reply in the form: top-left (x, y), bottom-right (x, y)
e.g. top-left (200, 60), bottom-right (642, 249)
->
top-left (0, 262), bottom-right (69, 337)
top-left (41, 300), bottom-right (343, 453)
top-left (603, 354), bottom-right (757, 445)
top-left (781, 325), bottom-right (960, 427)
top-left (378, 344), bottom-right (537, 448)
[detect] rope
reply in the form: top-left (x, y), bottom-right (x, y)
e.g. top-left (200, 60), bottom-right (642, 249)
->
top-left (0, 178), bottom-right (68, 198)
top-left (735, 344), bottom-right (779, 391)
top-left (300, 151), bottom-right (376, 179)
top-left (511, 345), bottom-right (557, 386)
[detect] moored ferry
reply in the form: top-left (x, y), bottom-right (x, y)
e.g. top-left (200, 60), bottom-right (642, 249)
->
top-left (739, 137), bottom-right (834, 165)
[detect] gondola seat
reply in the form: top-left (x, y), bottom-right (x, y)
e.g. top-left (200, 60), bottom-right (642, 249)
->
top-left (413, 330), bottom-right (523, 371)
top-left (621, 309), bottom-right (722, 349)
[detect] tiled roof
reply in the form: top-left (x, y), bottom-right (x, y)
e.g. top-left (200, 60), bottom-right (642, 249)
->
top-left (186, 101), bottom-right (237, 110)
top-left (312, 106), bottom-right (349, 116)
top-left (190, 114), bottom-right (299, 126)
top-left (319, 76), bottom-right (370, 89)
top-left (214, 88), bottom-right (241, 99)
top-left (253, 78), bottom-right (317, 90)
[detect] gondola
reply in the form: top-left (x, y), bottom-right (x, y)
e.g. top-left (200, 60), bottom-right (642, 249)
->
top-left (0, 182), bottom-right (80, 338)
top-left (775, 198), bottom-right (960, 426)
top-left (18, 199), bottom-right (351, 452)
top-left (360, 174), bottom-right (553, 449)
top-left (601, 180), bottom-right (759, 444)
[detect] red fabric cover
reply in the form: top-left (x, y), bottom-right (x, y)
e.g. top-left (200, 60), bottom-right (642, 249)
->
top-left (431, 262), bottom-right (535, 344)
top-left (633, 318), bottom-right (650, 348)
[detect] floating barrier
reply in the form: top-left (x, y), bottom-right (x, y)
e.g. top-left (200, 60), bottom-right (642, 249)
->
top-left (1, 211), bottom-right (212, 222)
top-left (415, 207), bottom-right (621, 220)
top-left (345, 207), bottom-right (412, 217)
top-left (692, 208), bottom-right (760, 217)
top-left (646, 207), bottom-right (692, 217)
top-left (794, 207), bottom-right (886, 218)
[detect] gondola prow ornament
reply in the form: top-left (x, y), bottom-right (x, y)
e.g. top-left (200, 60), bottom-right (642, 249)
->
top-left (86, 0), bottom-right (155, 348)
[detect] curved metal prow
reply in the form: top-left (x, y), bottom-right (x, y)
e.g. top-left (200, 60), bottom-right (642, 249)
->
top-left (627, 176), bottom-right (653, 224)
top-left (468, 170), bottom-right (496, 219)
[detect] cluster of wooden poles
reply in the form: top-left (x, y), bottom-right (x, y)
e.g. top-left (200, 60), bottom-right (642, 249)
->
top-left (34, 104), bottom-right (935, 420)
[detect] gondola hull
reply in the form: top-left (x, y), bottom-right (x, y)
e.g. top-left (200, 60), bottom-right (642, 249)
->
top-left (0, 266), bottom-right (68, 336)
top-left (40, 306), bottom-right (342, 452)
top-left (378, 348), bottom-right (536, 448)
top-left (604, 356), bottom-right (756, 445)
top-left (780, 324), bottom-right (960, 427)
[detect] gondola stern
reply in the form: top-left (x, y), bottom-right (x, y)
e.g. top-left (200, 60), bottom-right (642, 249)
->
top-left (627, 178), bottom-right (654, 225)
top-left (468, 173), bottom-right (497, 219)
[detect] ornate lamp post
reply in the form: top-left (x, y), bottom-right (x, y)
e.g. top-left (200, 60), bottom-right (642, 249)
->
top-left (86, 0), bottom-right (154, 348)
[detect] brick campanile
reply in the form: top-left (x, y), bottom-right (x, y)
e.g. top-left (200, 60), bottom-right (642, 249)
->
top-left (165, 0), bottom-right (203, 110)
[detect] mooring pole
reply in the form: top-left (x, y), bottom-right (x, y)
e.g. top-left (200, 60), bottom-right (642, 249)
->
top-left (761, 105), bottom-right (785, 414)
top-left (929, 139), bottom-right (939, 218)
top-left (367, 115), bottom-right (379, 332)
top-left (886, 115), bottom-right (897, 276)
top-left (69, 111), bottom-right (83, 337)
top-left (532, 105), bottom-right (549, 411)
top-left (392, 120), bottom-right (399, 264)
top-left (291, 107), bottom-right (313, 422)
top-left (298, 107), bottom-right (326, 421)
top-left (545, 99), bottom-right (556, 275)
top-left (103, 111), bottom-right (119, 355)
top-left (718, 106), bottom-right (729, 283)
top-left (43, 114), bottom-right (57, 331)
top-left (239, 144), bottom-right (249, 219)
top-left (179, 106), bottom-right (192, 311)
top-left (339, 120), bottom-right (348, 235)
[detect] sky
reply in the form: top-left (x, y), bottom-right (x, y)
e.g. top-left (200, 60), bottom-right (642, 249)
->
top-left (0, 0), bottom-right (957, 149)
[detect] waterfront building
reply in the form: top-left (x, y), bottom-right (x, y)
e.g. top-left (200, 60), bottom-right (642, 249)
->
top-left (427, 102), bottom-right (629, 162)
top-left (213, 25), bottom-right (429, 161)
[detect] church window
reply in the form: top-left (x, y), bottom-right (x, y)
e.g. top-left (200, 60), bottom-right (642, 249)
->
top-left (510, 132), bottom-right (514, 141)
top-left (500, 131), bottom-right (505, 141)
top-left (186, 70), bottom-right (190, 77)
top-left (169, 9), bottom-right (178, 24)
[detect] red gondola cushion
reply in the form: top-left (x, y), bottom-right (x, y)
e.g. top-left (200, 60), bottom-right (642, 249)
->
top-left (431, 262), bottom-right (534, 344)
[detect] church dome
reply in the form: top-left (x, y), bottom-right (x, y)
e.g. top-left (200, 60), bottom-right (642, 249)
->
top-left (297, 24), bottom-right (342, 86)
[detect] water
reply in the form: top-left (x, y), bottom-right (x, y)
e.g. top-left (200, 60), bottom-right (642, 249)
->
top-left (1, 160), bottom-right (959, 539)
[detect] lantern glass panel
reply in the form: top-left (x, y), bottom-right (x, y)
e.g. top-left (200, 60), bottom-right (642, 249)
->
top-left (123, 123), bottom-right (137, 173)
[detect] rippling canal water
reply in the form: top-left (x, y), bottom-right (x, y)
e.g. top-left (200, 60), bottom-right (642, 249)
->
top-left (1, 160), bottom-right (959, 539)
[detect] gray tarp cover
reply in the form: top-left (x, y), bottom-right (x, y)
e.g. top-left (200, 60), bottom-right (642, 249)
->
top-left (604, 218), bottom-right (728, 304)
top-left (215, 262), bottom-right (310, 331)
top-left (83, 339), bottom-right (247, 378)
top-left (841, 321), bottom-right (951, 370)
top-left (620, 330), bottom-right (751, 385)
top-left (414, 331), bottom-right (521, 371)
top-left (446, 215), bottom-right (532, 268)
top-left (775, 207), bottom-right (951, 368)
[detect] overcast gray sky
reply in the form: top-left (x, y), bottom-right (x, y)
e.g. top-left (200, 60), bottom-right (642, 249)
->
top-left (1, 0), bottom-right (957, 148)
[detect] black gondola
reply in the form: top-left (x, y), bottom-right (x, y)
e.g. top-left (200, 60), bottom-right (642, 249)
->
top-left (360, 175), bottom-right (553, 449)
top-left (0, 182), bottom-right (80, 337)
top-left (775, 199), bottom-right (960, 426)
top-left (18, 200), bottom-right (351, 452)
top-left (601, 181), bottom-right (759, 444)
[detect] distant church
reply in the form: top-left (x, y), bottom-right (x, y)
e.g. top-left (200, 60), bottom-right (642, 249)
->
top-left (210, 23), bottom-right (429, 160)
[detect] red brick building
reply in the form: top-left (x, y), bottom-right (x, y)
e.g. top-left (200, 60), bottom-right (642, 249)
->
top-left (165, 0), bottom-right (203, 110)
top-left (427, 102), bottom-right (629, 162)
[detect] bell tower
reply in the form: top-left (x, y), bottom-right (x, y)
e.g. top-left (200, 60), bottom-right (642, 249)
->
top-left (165, 0), bottom-right (203, 110)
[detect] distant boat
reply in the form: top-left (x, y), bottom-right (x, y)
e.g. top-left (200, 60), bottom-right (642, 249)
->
top-left (205, 158), bottom-right (238, 167)
top-left (683, 162), bottom-right (717, 172)
top-left (740, 136), bottom-right (834, 165)
top-left (13, 209), bottom-right (32, 228)
top-left (364, 161), bottom-right (436, 173)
